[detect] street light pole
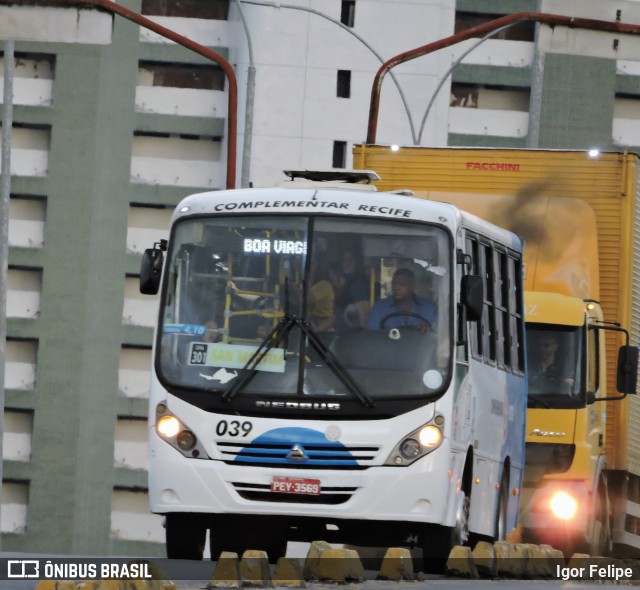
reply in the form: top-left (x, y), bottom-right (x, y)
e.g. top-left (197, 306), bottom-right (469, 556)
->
top-left (0, 39), bottom-right (15, 551)
top-left (232, 0), bottom-right (256, 188)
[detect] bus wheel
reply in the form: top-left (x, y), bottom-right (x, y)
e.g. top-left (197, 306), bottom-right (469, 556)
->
top-left (421, 492), bottom-right (470, 573)
top-left (210, 525), bottom-right (243, 561)
top-left (166, 514), bottom-right (207, 560)
top-left (210, 528), bottom-right (286, 563)
top-left (252, 535), bottom-right (288, 563)
top-left (453, 491), bottom-right (470, 546)
top-left (494, 472), bottom-right (509, 541)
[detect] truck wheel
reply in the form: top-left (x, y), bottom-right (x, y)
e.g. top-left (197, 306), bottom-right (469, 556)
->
top-left (166, 514), bottom-right (207, 560)
top-left (589, 487), bottom-right (611, 557)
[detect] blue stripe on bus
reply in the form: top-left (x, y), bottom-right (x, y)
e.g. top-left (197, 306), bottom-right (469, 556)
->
top-left (233, 427), bottom-right (359, 466)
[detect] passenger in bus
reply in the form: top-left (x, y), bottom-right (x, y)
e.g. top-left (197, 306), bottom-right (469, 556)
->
top-left (307, 262), bottom-right (336, 333)
top-left (366, 268), bottom-right (437, 331)
top-left (330, 249), bottom-right (370, 331)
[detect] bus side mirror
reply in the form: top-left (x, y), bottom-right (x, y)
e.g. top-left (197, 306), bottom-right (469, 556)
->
top-left (461, 275), bottom-right (483, 322)
top-left (617, 345), bottom-right (639, 394)
top-left (140, 247), bottom-right (164, 295)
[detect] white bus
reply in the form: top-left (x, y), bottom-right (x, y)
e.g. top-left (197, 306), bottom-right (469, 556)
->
top-left (140, 172), bottom-right (527, 571)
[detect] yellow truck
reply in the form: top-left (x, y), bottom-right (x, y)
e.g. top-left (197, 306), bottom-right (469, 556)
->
top-left (353, 146), bottom-right (639, 557)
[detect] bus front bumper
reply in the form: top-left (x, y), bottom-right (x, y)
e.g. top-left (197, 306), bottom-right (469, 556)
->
top-left (148, 437), bottom-right (461, 528)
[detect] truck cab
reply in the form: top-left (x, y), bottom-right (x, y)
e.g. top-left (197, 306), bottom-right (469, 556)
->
top-left (520, 291), bottom-right (609, 555)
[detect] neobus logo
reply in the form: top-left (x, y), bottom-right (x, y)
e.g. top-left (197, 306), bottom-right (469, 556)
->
top-left (466, 161), bottom-right (520, 171)
top-left (255, 401), bottom-right (341, 411)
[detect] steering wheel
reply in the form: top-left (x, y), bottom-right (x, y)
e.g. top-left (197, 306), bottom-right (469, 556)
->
top-left (379, 311), bottom-right (434, 331)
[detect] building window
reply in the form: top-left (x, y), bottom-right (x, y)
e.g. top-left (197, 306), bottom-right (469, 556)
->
top-left (332, 141), bottom-right (347, 168)
top-left (337, 70), bottom-right (351, 98)
top-left (341, 0), bottom-right (355, 27)
top-left (138, 62), bottom-right (224, 90)
top-left (450, 83), bottom-right (530, 112)
top-left (141, 0), bottom-right (229, 19)
top-left (454, 12), bottom-right (534, 41)
top-left (451, 84), bottom-right (478, 108)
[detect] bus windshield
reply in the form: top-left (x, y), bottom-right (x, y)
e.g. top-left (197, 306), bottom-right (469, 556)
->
top-left (157, 215), bottom-right (452, 410)
top-left (526, 324), bottom-right (583, 409)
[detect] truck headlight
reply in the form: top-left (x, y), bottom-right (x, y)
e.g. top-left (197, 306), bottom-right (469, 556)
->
top-left (549, 490), bottom-right (579, 521)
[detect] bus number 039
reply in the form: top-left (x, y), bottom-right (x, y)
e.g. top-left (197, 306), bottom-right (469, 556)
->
top-left (216, 420), bottom-right (253, 437)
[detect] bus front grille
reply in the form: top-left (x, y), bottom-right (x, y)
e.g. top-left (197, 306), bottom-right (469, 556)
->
top-left (231, 482), bottom-right (357, 504)
top-left (217, 441), bottom-right (380, 468)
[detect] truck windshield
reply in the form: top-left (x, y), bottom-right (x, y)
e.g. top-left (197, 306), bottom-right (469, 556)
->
top-left (526, 324), bottom-right (583, 409)
top-left (156, 215), bottom-right (452, 412)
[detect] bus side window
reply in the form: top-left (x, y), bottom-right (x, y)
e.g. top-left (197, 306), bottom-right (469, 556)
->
top-left (465, 236), bottom-right (482, 359)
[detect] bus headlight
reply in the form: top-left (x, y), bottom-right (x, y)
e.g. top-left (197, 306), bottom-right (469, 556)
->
top-left (549, 490), bottom-right (579, 521)
top-left (419, 425), bottom-right (442, 447)
top-left (400, 439), bottom-right (421, 459)
top-left (385, 416), bottom-right (444, 466)
top-left (157, 415), bottom-right (181, 438)
top-left (176, 430), bottom-right (197, 451)
top-left (154, 404), bottom-right (208, 459)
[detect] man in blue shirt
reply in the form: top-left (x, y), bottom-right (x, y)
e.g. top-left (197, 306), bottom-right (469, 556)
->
top-left (366, 268), bottom-right (437, 331)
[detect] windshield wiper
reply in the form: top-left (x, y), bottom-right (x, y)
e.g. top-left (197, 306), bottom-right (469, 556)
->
top-left (223, 274), bottom-right (374, 407)
top-left (223, 277), bottom-right (296, 402)
top-left (222, 314), bottom-right (375, 408)
top-left (298, 319), bottom-right (375, 408)
top-left (222, 316), bottom-right (293, 402)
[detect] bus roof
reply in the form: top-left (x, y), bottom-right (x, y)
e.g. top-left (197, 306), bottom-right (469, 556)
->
top-left (172, 186), bottom-right (523, 253)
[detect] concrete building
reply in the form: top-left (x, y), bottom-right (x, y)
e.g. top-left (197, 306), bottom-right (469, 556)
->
top-left (2, 0), bottom-right (640, 556)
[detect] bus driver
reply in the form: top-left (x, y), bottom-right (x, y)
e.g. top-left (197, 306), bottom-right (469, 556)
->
top-left (366, 268), bottom-right (436, 332)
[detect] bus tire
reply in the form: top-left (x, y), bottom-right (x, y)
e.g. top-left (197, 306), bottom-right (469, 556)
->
top-left (252, 535), bottom-right (288, 563)
top-left (494, 470), bottom-right (509, 541)
top-left (421, 491), bottom-right (470, 573)
top-left (210, 524), bottom-right (287, 563)
top-left (166, 513), bottom-right (207, 560)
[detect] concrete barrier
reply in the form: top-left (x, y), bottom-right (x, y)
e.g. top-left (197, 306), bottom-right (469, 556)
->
top-left (376, 547), bottom-right (414, 581)
top-left (540, 544), bottom-right (565, 571)
top-left (302, 540), bottom-right (333, 581)
top-left (511, 543), bottom-right (533, 578)
top-left (472, 540), bottom-right (496, 577)
top-left (316, 548), bottom-right (365, 583)
top-left (240, 550), bottom-right (272, 587)
top-left (272, 558), bottom-right (305, 587)
top-left (208, 551), bottom-right (241, 588)
top-left (445, 546), bottom-right (479, 578)
top-left (493, 541), bottom-right (520, 576)
top-left (526, 544), bottom-right (555, 578)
